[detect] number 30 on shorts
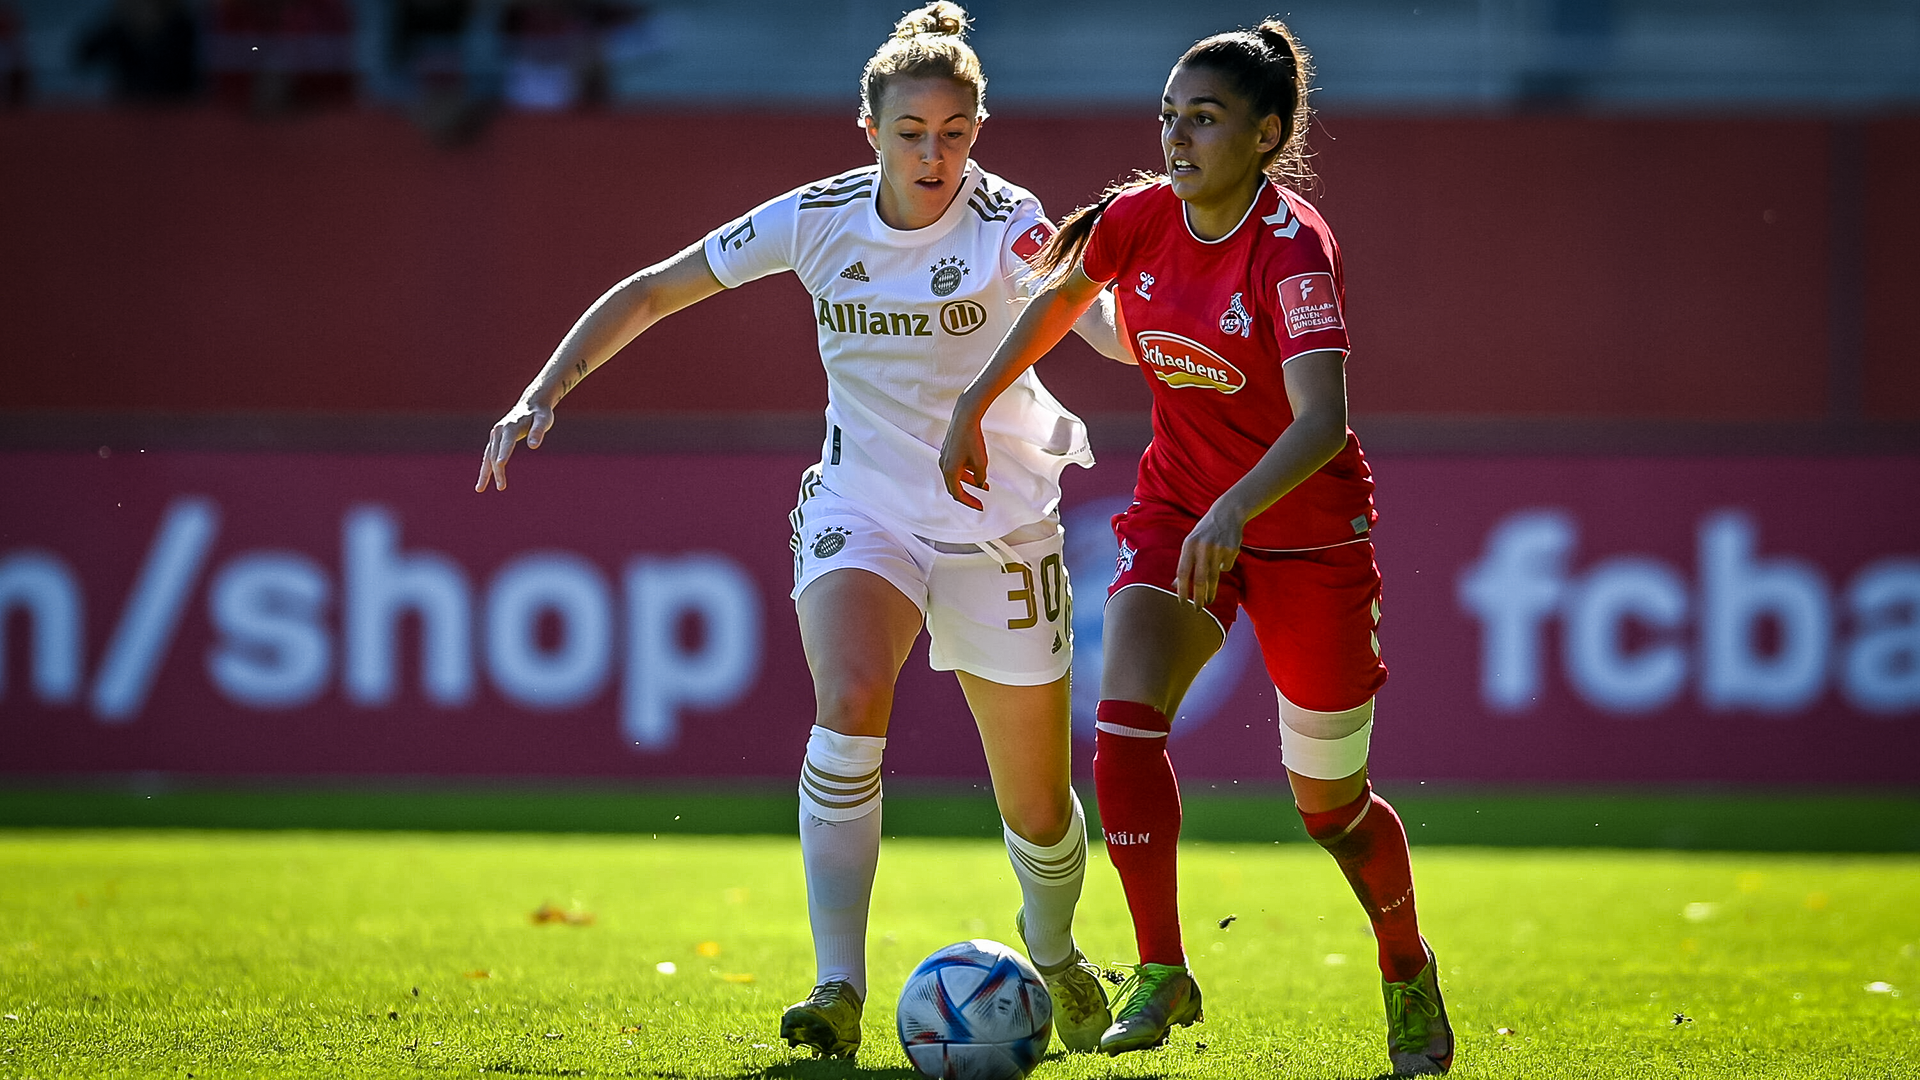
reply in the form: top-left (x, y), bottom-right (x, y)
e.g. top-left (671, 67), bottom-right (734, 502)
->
top-left (1003, 554), bottom-right (1067, 630)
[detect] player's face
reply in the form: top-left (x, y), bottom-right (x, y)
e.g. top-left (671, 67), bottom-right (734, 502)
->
top-left (1160, 64), bottom-right (1284, 220)
top-left (864, 76), bottom-right (980, 231)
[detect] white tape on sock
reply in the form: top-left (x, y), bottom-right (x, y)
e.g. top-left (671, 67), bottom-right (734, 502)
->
top-left (1278, 692), bottom-right (1374, 780)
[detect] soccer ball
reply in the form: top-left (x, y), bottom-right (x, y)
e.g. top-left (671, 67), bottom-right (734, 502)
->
top-left (896, 939), bottom-right (1053, 1080)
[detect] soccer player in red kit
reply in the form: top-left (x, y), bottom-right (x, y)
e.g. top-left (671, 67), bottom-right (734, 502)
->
top-left (940, 20), bottom-right (1454, 1075)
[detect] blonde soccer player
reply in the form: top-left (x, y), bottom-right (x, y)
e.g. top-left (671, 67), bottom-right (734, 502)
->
top-left (476, 2), bottom-right (1119, 1060)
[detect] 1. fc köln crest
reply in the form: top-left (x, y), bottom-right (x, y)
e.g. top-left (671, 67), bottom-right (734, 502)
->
top-left (1218, 291), bottom-right (1252, 337)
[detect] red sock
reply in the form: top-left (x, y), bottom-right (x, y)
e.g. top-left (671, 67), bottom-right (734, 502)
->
top-left (1092, 700), bottom-right (1184, 966)
top-left (1299, 783), bottom-right (1428, 984)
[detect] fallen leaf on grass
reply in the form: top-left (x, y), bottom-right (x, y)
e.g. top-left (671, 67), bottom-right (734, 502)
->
top-left (1216, 915), bottom-right (1237, 930)
top-left (464, 970), bottom-right (491, 980)
top-left (1671, 1013), bottom-right (1691, 1025)
top-left (719, 973), bottom-right (755, 984)
top-left (531, 903), bottom-right (595, 926)
top-left (696, 941), bottom-right (722, 958)
top-left (620, 1025), bottom-right (643, 1034)
top-left (1495, 1027), bottom-right (1517, 1036)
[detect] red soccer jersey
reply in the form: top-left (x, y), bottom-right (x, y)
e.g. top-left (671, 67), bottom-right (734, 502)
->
top-left (1082, 179), bottom-right (1375, 550)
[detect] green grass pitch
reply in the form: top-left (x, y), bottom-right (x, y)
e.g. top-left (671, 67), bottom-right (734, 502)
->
top-left (2, 830), bottom-right (1916, 1079)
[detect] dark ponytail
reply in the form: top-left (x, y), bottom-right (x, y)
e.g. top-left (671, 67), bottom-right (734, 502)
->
top-left (1024, 170), bottom-right (1160, 291)
top-left (1179, 18), bottom-right (1316, 190)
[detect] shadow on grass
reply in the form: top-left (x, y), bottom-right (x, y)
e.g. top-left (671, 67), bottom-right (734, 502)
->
top-left (737, 1061), bottom-right (920, 1079)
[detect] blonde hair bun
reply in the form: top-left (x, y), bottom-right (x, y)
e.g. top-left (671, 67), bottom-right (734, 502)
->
top-left (860, 1), bottom-right (985, 121)
top-left (894, 2), bottom-right (970, 40)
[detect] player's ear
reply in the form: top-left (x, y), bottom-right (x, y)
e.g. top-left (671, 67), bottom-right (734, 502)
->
top-left (861, 114), bottom-right (881, 153)
top-left (1256, 112), bottom-right (1285, 157)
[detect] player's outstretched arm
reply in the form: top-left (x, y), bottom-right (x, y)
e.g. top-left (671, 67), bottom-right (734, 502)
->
top-left (1068, 287), bottom-right (1134, 364)
top-left (941, 264), bottom-right (1109, 510)
top-left (476, 243), bottom-right (725, 493)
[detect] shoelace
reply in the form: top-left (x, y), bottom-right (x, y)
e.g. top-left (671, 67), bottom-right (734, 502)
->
top-left (808, 979), bottom-right (856, 1009)
top-left (1109, 964), bottom-right (1174, 1019)
top-left (1384, 979), bottom-right (1439, 1052)
top-left (1048, 963), bottom-right (1106, 1020)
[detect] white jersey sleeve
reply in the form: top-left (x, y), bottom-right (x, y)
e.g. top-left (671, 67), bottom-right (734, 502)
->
top-left (1000, 204), bottom-right (1059, 298)
top-left (702, 185), bottom-right (802, 288)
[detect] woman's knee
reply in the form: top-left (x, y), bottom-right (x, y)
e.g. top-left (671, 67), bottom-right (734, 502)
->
top-left (1000, 790), bottom-right (1073, 848)
top-left (812, 672), bottom-right (896, 734)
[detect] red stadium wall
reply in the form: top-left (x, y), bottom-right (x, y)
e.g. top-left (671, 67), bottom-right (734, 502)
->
top-left (2, 110), bottom-right (1915, 420)
top-left (3, 110), bottom-right (1916, 789)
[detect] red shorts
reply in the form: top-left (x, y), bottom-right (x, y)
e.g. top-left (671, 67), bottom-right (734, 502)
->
top-left (1108, 500), bottom-right (1387, 713)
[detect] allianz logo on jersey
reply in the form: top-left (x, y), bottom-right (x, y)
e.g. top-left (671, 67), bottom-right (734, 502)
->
top-left (1135, 331), bottom-right (1247, 394)
top-left (814, 297), bottom-right (988, 337)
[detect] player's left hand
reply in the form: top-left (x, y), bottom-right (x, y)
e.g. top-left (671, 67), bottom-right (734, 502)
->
top-left (1174, 511), bottom-right (1243, 608)
top-left (939, 408), bottom-right (991, 511)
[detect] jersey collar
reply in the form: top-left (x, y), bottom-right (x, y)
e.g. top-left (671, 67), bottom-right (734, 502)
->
top-left (865, 161), bottom-right (979, 247)
top-left (1181, 180), bottom-right (1271, 246)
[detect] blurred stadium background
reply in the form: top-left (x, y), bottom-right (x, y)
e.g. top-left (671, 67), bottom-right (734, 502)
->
top-left (1, 0), bottom-right (1917, 844)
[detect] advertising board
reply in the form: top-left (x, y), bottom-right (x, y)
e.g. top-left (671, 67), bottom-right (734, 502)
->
top-left (3, 450), bottom-right (1915, 785)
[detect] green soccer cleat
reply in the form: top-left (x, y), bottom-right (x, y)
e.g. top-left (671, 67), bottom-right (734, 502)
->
top-left (780, 978), bottom-right (863, 1059)
top-left (1382, 942), bottom-right (1454, 1076)
top-left (1097, 962), bottom-right (1203, 1055)
top-left (1015, 907), bottom-right (1113, 1052)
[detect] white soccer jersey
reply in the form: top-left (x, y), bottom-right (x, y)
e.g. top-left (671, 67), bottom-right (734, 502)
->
top-left (703, 161), bottom-right (1093, 544)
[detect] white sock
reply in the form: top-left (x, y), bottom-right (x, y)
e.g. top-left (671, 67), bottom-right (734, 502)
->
top-left (1003, 787), bottom-right (1088, 972)
top-left (798, 724), bottom-right (885, 1001)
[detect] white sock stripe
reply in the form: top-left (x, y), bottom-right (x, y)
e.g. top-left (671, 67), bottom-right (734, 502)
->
top-left (801, 781), bottom-right (881, 811)
top-left (1322, 796), bottom-right (1371, 845)
top-left (1005, 830), bottom-right (1087, 869)
top-left (1002, 790), bottom-right (1087, 885)
top-left (801, 760), bottom-right (882, 792)
top-left (799, 788), bottom-right (881, 821)
top-left (1008, 843), bottom-right (1085, 885)
top-left (801, 785), bottom-right (880, 812)
top-left (1094, 721), bottom-right (1168, 739)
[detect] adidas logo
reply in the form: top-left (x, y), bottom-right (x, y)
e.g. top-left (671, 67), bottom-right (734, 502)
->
top-left (1051, 632), bottom-right (1063, 654)
top-left (839, 261), bottom-right (870, 282)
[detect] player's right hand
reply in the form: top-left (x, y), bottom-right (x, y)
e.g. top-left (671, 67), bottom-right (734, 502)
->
top-left (476, 401), bottom-right (555, 492)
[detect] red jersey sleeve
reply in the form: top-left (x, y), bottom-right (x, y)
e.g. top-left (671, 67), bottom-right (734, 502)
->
top-left (1267, 196), bottom-right (1350, 362)
top-left (1080, 184), bottom-right (1149, 284)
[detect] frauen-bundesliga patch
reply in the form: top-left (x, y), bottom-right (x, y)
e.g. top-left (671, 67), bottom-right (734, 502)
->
top-left (1278, 272), bottom-right (1343, 338)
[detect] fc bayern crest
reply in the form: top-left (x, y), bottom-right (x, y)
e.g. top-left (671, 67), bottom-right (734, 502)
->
top-left (929, 256), bottom-right (969, 297)
top-left (1218, 291), bottom-right (1252, 338)
top-left (812, 527), bottom-right (850, 559)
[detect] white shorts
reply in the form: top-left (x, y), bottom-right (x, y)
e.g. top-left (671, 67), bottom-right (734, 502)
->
top-left (789, 468), bottom-right (1072, 686)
